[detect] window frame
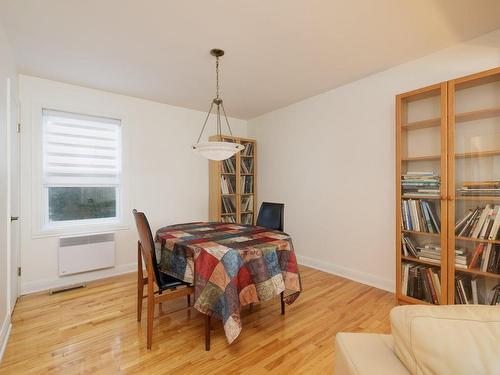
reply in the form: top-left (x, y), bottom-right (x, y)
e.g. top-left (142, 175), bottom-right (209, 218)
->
top-left (32, 104), bottom-right (129, 237)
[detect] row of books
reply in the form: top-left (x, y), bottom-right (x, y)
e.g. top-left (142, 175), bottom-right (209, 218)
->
top-left (457, 181), bottom-right (500, 196)
top-left (241, 176), bottom-right (253, 194)
top-left (222, 158), bottom-right (235, 174)
top-left (241, 213), bottom-right (253, 225)
top-left (401, 235), bottom-right (468, 268)
top-left (401, 172), bottom-right (440, 197)
top-left (401, 199), bottom-right (440, 233)
top-left (241, 158), bottom-right (254, 174)
top-left (455, 276), bottom-right (500, 305)
top-left (455, 205), bottom-right (500, 240)
top-left (241, 143), bottom-right (254, 156)
top-left (221, 215), bottom-right (236, 223)
top-left (221, 196), bottom-right (236, 214)
top-left (465, 243), bottom-right (500, 273)
top-left (221, 176), bottom-right (235, 194)
top-left (402, 263), bottom-right (441, 304)
top-left (241, 195), bottom-right (253, 212)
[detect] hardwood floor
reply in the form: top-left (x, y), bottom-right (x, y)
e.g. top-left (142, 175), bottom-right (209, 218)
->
top-left (0, 266), bottom-right (395, 374)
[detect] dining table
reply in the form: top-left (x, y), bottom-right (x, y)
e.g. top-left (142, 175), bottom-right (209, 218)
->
top-left (154, 221), bottom-right (302, 344)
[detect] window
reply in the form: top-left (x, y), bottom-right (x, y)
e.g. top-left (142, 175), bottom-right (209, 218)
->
top-left (42, 109), bottom-right (122, 228)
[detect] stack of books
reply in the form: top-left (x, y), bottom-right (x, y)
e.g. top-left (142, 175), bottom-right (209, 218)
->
top-left (402, 263), bottom-right (441, 304)
top-left (221, 176), bottom-right (235, 194)
top-left (454, 248), bottom-right (469, 269)
top-left (455, 204), bottom-right (500, 240)
top-left (457, 181), bottom-right (500, 196)
top-left (467, 243), bottom-right (500, 273)
top-left (416, 244), bottom-right (441, 264)
top-left (222, 159), bottom-right (235, 173)
top-left (401, 172), bottom-right (440, 197)
top-left (401, 199), bottom-right (440, 233)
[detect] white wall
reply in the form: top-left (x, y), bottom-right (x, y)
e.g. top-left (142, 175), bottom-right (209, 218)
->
top-left (0, 21), bottom-right (16, 361)
top-left (19, 76), bottom-right (247, 294)
top-left (248, 29), bottom-right (500, 292)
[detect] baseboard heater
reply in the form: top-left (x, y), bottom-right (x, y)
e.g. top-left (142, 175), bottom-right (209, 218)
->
top-left (58, 232), bottom-right (115, 276)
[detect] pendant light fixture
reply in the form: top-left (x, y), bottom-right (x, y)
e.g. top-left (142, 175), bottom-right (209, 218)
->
top-left (192, 49), bottom-right (245, 161)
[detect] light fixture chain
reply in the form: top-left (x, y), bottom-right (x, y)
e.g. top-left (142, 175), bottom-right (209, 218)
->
top-left (215, 56), bottom-right (220, 99)
top-left (220, 102), bottom-right (234, 138)
top-left (195, 102), bottom-right (215, 144)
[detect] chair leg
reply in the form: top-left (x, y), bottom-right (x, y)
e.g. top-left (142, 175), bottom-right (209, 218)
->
top-left (137, 242), bottom-right (144, 322)
top-left (146, 277), bottom-right (155, 350)
top-left (280, 292), bottom-right (285, 315)
top-left (205, 314), bottom-right (211, 351)
top-left (187, 294), bottom-right (191, 307)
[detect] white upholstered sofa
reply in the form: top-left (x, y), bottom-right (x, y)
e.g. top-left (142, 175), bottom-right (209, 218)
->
top-left (335, 305), bottom-right (500, 375)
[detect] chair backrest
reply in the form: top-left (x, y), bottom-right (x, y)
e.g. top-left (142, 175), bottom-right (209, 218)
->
top-left (133, 209), bottom-right (162, 286)
top-left (256, 202), bottom-right (284, 232)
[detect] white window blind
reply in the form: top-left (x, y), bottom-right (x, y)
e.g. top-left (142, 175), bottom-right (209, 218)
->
top-left (42, 109), bottom-right (121, 187)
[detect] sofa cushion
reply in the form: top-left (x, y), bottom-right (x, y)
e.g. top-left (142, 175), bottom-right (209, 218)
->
top-left (390, 305), bottom-right (500, 375)
top-left (335, 333), bottom-right (410, 374)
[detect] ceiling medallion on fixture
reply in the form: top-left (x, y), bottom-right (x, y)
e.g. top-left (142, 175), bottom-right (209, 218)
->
top-left (192, 48), bottom-right (245, 161)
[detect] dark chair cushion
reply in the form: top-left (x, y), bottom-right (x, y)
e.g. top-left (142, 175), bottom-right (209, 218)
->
top-left (157, 271), bottom-right (189, 291)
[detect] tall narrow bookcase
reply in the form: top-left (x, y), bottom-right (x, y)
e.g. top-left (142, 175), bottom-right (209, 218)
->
top-left (396, 67), bottom-right (500, 306)
top-left (209, 135), bottom-right (257, 224)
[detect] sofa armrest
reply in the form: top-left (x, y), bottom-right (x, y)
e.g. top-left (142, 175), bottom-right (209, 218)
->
top-left (335, 333), bottom-right (410, 375)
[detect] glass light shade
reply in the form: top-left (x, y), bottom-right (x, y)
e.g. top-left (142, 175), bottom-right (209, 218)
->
top-left (192, 141), bottom-right (245, 161)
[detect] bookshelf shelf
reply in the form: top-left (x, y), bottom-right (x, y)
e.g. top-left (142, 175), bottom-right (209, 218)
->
top-left (401, 230), bottom-right (440, 237)
top-left (401, 155), bottom-right (440, 161)
top-left (398, 294), bottom-right (431, 306)
top-left (455, 150), bottom-right (500, 159)
top-left (455, 236), bottom-right (500, 245)
top-left (402, 117), bottom-right (440, 130)
top-left (397, 67), bottom-right (500, 306)
top-left (402, 256), bottom-right (440, 267)
top-left (455, 268), bottom-right (500, 279)
top-left (402, 195), bottom-right (440, 200)
top-left (209, 136), bottom-right (257, 225)
top-left (455, 106), bottom-right (500, 123)
top-left (455, 196), bottom-right (500, 202)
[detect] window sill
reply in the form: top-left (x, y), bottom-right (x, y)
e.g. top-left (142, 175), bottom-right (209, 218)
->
top-left (32, 223), bottom-right (131, 239)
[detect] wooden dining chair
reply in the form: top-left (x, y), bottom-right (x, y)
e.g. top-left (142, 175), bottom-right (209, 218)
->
top-left (133, 209), bottom-right (194, 349)
top-left (256, 202), bottom-right (284, 232)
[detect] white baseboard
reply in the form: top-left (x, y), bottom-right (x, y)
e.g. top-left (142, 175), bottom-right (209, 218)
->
top-left (297, 254), bottom-right (395, 293)
top-left (0, 314), bottom-right (12, 364)
top-left (21, 262), bottom-right (137, 295)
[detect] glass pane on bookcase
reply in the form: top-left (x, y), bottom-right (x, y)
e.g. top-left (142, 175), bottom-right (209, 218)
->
top-left (221, 214), bottom-right (237, 223)
top-left (399, 87), bottom-right (444, 304)
top-left (241, 212), bottom-right (254, 225)
top-left (221, 175), bottom-right (236, 195)
top-left (240, 194), bottom-right (254, 215)
top-left (452, 72), bottom-right (500, 304)
top-left (241, 176), bottom-right (254, 194)
top-left (241, 141), bottom-right (254, 157)
top-left (241, 156), bottom-right (254, 174)
top-left (401, 260), bottom-right (442, 304)
top-left (221, 196), bottom-right (236, 215)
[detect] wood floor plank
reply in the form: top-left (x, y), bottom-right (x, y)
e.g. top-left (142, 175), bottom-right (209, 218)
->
top-left (0, 266), bottom-right (395, 374)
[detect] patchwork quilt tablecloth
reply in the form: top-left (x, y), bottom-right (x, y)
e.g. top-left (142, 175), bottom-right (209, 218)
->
top-left (155, 222), bottom-right (302, 344)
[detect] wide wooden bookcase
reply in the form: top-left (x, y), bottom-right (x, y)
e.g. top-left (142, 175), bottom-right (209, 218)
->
top-left (209, 135), bottom-right (257, 224)
top-left (396, 67), bottom-right (500, 306)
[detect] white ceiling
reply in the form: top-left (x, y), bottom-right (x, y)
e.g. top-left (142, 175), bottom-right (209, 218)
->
top-left (1, 0), bottom-right (500, 119)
